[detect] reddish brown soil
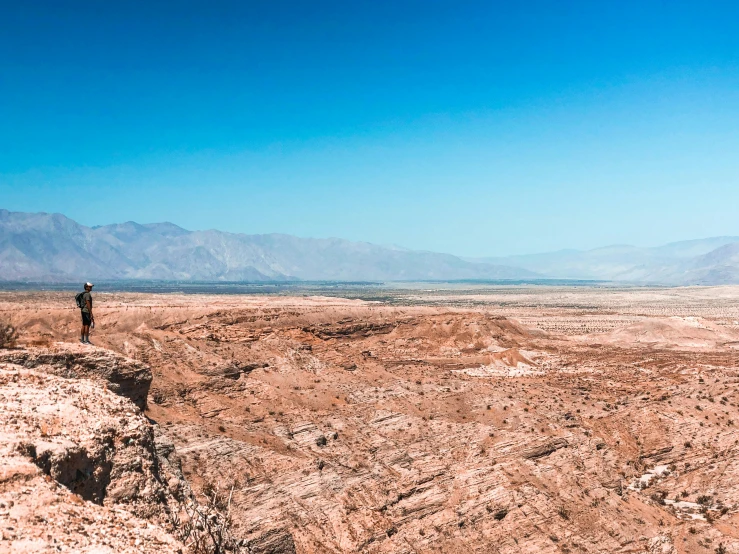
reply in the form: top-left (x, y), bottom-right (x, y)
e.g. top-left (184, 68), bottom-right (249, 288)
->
top-left (2, 287), bottom-right (739, 553)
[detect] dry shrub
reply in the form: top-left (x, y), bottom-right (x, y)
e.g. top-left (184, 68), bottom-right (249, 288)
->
top-left (172, 484), bottom-right (247, 554)
top-left (0, 321), bottom-right (18, 349)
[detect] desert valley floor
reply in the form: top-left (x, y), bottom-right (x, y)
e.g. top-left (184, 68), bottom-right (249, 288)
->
top-left (2, 284), bottom-right (739, 553)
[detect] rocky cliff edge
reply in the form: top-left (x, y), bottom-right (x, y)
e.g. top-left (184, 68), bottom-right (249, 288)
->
top-left (0, 345), bottom-right (185, 553)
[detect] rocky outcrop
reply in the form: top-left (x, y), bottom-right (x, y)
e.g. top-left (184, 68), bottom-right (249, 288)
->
top-left (302, 322), bottom-right (396, 339)
top-left (246, 527), bottom-right (296, 554)
top-left (202, 361), bottom-right (269, 380)
top-left (0, 362), bottom-right (184, 552)
top-left (521, 437), bottom-right (569, 459)
top-left (0, 343), bottom-right (152, 410)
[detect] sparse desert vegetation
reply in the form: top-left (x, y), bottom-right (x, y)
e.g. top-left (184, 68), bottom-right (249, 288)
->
top-left (2, 285), bottom-right (739, 553)
top-left (0, 320), bottom-right (17, 349)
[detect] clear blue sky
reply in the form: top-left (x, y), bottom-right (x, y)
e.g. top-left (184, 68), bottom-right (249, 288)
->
top-left (1, 1), bottom-right (738, 256)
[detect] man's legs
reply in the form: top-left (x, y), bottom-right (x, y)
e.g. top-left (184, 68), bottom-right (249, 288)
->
top-left (81, 312), bottom-right (91, 343)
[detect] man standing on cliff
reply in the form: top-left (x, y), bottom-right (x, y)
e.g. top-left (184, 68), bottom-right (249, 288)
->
top-left (79, 282), bottom-right (94, 344)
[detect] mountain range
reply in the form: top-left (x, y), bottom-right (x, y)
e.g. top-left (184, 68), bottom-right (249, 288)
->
top-left (1, 209), bottom-right (738, 285)
top-left (468, 237), bottom-right (739, 285)
top-left (0, 210), bottom-right (534, 282)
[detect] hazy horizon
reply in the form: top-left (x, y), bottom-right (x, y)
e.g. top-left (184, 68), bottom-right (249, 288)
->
top-left (7, 208), bottom-right (739, 261)
top-left (2, 2), bottom-right (739, 257)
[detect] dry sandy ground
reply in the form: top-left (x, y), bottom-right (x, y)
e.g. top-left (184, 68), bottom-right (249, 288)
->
top-left (2, 285), bottom-right (739, 553)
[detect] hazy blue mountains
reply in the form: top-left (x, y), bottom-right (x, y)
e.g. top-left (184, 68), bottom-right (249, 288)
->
top-left (467, 237), bottom-right (739, 285)
top-left (0, 210), bottom-right (536, 282)
top-left (3, 210), bottom-right (738, 285)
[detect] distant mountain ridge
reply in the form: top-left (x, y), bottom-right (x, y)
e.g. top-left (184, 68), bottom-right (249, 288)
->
top-left (2, 209), bottom-right (738, 285)
top-left (466, 236), bottom-right (739, 285)
top-left (0, 210), bottom-right (536, 282)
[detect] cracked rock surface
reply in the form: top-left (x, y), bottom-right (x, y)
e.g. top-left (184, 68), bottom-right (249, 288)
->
top-left (0, 348), bottom-right (185, 553)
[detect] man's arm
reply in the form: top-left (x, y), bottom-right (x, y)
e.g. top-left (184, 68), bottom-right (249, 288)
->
top-left (86, 297), bottom-right (94, 320)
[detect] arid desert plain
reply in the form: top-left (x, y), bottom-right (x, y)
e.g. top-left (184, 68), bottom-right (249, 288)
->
top-left (2, 284), bottom-right (739, 553)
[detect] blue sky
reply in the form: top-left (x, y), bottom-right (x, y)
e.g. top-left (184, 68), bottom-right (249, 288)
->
top-left (1, 1), bottom-right (738, 256)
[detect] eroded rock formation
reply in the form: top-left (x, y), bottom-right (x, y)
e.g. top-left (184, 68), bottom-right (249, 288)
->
top-left (0, 345), bottom-right (152, 411)
top-left (3, 287), bottom-right (739, 553)
top-left (0, 356), bottom-right (184, 552)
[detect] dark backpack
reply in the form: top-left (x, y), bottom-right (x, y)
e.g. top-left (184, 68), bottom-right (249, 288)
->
top-left (75, 292), bottom-right (86, 309)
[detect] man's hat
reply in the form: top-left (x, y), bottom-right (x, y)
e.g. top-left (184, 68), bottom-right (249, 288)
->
top-left (85, 282), bottom-right (94, 288)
